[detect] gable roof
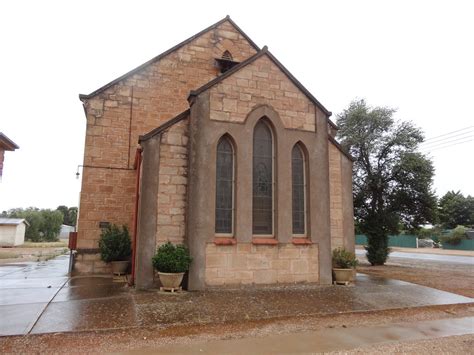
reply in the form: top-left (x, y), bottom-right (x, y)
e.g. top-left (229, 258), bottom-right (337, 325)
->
top-left (0, 218), bottom-right (29, 226)
top-left (0, 133), bottom-right (19, 151)
top-left (188, 46), bottom-right (337, 129)
top-left (79, 16), bottom-right (260, 101)
top-left (139, 109), bottom-right (190, 143)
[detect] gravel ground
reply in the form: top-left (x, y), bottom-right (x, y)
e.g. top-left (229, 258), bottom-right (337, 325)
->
top-left (334, 334), bottom-right (474, 354)
top-left (1, 303), bottom-right (473, 353)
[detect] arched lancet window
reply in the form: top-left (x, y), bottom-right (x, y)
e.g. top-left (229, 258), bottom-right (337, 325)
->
top-left (253, 120), bottom-right (274, 235)
top-left (215, 136), bottom-right (235, 234)
top-left (292, 144), bottom-right (307, 235)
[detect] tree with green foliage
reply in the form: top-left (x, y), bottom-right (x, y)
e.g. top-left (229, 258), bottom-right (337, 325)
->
top-left (337, 99), bottom-right (437, 265)
top-left (2, 207), bottom-right (63, 242)
top-left (438, 191), bottom-right (474, 229)
top-left (56, 205), bottom-right (78, 226)
top-left (41, 209), bottom-right (64, 241)
top-left (440, 225), bottom-right (467, 245)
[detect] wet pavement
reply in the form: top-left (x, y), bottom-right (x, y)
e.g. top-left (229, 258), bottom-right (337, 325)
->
top-left (356, 249), bottom-right (474, 264)
top-left (135, 316), bottom-right (474, 353)
top-left (0, 255), bottom-right (69, 336)
top-left (0, 255), bottom-right (473, 337)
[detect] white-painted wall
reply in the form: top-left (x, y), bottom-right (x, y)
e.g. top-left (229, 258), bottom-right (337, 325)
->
top-left (0, 224), bottom-right (26, 246)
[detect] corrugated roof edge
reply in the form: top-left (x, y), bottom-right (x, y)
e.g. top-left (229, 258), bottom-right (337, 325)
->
top-left (78, 16), bottom-right (260, 101)
top-left (139, 109), bottom-right (190, 143)
top-left (188, 46), bottom-right (337, 129)
top-left (0, 218), bottom-right (30, 226)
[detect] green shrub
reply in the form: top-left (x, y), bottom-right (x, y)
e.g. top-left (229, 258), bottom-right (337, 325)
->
top-left (98, 224), bottom-right (132, 262)
top-left (440, 225), bottom-right (467, 245)
top-left (416, 227), bottom-right (442, 242)
top-left (152, 242), bottom-right (192, 273)
top-left (332, 247), bottom-right (358, 269)
top-left (2, 207), bottom-right (62, 242)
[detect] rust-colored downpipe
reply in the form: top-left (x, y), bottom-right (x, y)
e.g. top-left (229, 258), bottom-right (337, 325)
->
top-left (130, 147), bottom-right (142, 286)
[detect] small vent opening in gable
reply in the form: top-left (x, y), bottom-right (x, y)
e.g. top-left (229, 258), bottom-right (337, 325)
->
top-left (215, 50), bottom-right (240, 74)
top-left (222, 50), bottom-right (233, 61)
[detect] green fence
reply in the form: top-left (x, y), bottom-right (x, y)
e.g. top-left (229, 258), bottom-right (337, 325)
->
top-left (355, 234), bottom-right (418, 248)
top-left (441, 239), bottom-right (474, 251)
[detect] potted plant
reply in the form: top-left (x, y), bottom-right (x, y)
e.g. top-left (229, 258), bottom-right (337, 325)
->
top-left (332, 247), bottom-right (358, 285)
top-left (98, 224), bottom-right (132, 275)
top-left (152, 242), bottom-right (192, 290)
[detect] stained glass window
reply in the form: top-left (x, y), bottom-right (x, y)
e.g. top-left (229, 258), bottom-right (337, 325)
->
top-left (215, 136), bottom-right (234, 234)
top-left (253, 120), bottom-right (273, 235)
top-left (292, 144), bottom-right (306, 234)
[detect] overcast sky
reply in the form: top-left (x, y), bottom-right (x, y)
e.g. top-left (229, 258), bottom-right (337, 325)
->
top-left (0, 0), bottom-right (473, 212)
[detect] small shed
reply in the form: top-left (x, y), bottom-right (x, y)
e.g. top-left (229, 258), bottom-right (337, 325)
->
top-left (0, 218), bottom-right (29, 247)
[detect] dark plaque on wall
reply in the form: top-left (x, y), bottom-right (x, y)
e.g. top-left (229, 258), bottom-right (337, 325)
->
top-left (99, 221), bottom-right (110, 229)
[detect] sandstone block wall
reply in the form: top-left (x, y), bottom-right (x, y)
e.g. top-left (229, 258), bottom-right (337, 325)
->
top-left (74, 253), bottom-right (111, 274)
top-left (209, 55), bottom-right (318, 131)
top-left (77, 169), bottom-right (135, 249)
top-left (77, 20), bottom-right (257, 256)
top-left (156, 119), bottom-right (189, 245)
top-left (205, 243), bottom-right (319, 286)
top-left (329, 142), bottom-right (344, 250)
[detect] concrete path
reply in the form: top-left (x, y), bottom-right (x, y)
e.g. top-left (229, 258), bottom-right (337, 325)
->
top-left (1, 255), bottom-right (473, 337)
top-left (0, 255), bottom-right (69, 336)
top-left (136, 317), bottom-right (474, 354)
top-left (356, 249), bottom-right (474, 265)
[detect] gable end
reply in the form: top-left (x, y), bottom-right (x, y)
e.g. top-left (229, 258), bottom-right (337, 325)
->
top-left (79, 16), bottom-right (260, 101)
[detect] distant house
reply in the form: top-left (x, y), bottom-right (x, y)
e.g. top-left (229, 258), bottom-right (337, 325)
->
top-left (59, 224), bottom-right (75, 240)
top-left (0, 218), bottom-right (29, 247)
top-left (0, 133), bottom-right (19, 181)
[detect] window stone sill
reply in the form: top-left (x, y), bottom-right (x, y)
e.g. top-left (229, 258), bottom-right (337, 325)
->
top-left (292, 237), bottom-right (312, 245)
top-left (213, 237), bottom-right (236, 246)
top-left (252, 238), bottom-right (278, 245)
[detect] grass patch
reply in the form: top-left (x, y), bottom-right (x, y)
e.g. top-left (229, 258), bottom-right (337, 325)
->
top-left (18, 242), bottom-right (68, 248)
top-left (0, 251), bottom-right (19, 259)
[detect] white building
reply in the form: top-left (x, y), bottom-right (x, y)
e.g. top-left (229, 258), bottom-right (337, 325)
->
top-left (59, 224), bottom-right (75, 240)
top-left (0, 218), bottom-right (29, 246)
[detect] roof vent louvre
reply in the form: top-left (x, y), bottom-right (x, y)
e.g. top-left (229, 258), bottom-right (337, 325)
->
top-left (215, 51), bottom-right (240, 74)
top-left (222, 50), bottom-right (233, 61)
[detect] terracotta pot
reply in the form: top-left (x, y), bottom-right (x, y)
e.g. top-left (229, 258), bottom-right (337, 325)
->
top-left (111, 260), bottom-right (129, 275)
top-left (332, 268), bottom-right (354, 285)
top-left (158, 272), bottom-right (185, 289)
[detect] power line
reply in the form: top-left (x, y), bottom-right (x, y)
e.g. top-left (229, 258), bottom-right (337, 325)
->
top-left (422, 125), bottom-right (474, 143)
top-left (420, 129), bottom-right (474, 146)
top-left (419, 137), bottom-right (473, 153)
top-left (419, 135), bottom-right (474, 150)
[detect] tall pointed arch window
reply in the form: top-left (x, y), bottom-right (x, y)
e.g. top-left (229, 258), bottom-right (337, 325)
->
top-left (292, 143), bottom-right (307, 235)
top-left (215, 136), bottom-right (235, 234)
top-left (253, 120), bottom-right (274, 235)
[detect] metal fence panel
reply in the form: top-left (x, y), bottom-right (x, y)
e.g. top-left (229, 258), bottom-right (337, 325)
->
top-left (441, 239), bottom-right (474, 251)
top-left (355, 234), bottom-right (418, 248)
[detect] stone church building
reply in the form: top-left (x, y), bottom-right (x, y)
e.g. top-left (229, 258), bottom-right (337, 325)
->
top-left (76, 16), bottom-right (355, 290)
